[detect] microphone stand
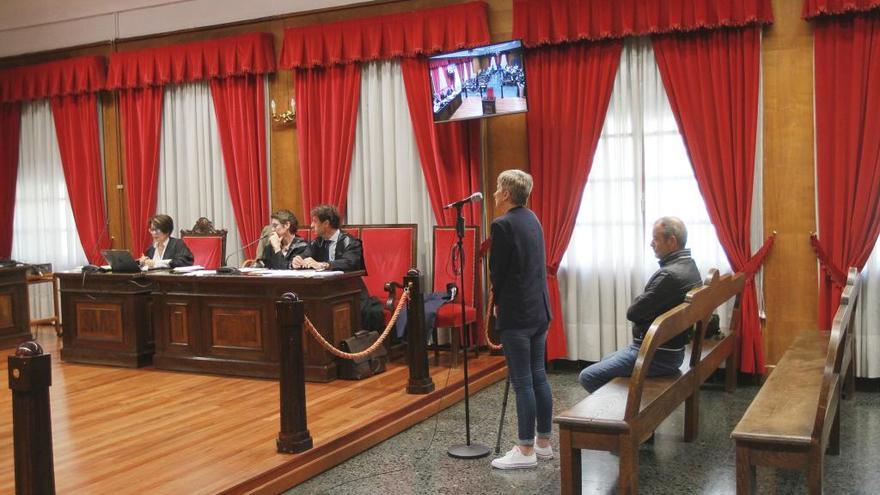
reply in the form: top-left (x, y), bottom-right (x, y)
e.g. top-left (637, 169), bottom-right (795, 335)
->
top-left (447, 203), bottom-right (490, 460)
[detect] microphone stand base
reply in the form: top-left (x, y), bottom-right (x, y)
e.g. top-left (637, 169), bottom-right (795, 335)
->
top-left (448, 443), bottom-right (491, 459)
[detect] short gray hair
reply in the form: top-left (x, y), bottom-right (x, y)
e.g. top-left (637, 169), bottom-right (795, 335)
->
top-left (655, 216), bottom-right (688, 248)
top-left (497, 169), bottom-right (533, 206)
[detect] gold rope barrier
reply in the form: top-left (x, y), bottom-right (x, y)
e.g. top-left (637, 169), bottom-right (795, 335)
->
top-left (484, 290), bottom-right (502, 351)
top-left (303, 286), bottom-right (410, 360)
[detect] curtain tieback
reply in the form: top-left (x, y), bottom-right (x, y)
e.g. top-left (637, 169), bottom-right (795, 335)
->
top-left (810, 233), bottom-right (848, 288)
top-left (740, 233), bottom-right (777, 279)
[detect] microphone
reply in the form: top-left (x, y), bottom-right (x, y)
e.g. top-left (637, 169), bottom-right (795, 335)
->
top-left (216, 232), bottom-right (270, 275)
top-left (442, 192), bottom-right (483, 209)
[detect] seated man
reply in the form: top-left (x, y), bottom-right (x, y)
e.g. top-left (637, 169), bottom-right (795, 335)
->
top-left (292, 204), bottom-right (364, 272)
top-left (578, 216), bottom-right (702, 393)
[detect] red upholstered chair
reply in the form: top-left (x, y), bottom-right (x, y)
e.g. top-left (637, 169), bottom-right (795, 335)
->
top-left (180, 217), bottom-right (227, 269)
top-left (432, 225), bottom-right (481, 367)
top-left (296, 227), bottom-right (312, 242)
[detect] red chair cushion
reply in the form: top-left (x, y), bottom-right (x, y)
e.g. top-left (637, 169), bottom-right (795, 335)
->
top-left (182, 236), bottom-right (223, 269)
top-left (435, 304), bottom-right (477, 327)
top-left (360, 227), bottom-right (414, 300)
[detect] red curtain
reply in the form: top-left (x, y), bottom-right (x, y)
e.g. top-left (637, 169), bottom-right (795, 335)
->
top-left (51, 93), bottom-right (110, 264)
top-left (811, 12), bottom-right (880, 329)
top-left (652, 27), bottom-right (769, 372)
top-left (0, 56), bottom-right (105, 102)
top-left (209, 75), bottom-right (269, 260)
top-left (526, 41), bottom-right (623, 361)
top-left (804, 0), bottom-right (880, 17)
top-left (107, 33), bottom-right (275, 90)
top-left (400, 57), bottom-right (482, 226)
top-left (119, 86), bottom-right (164, 251)
top-left (294, 64), bottom-right (361, 217)
top-left (0, 103), bottom-right (21, 258)
top-left (513, 0), bottom-right (774, 47)
top-left (280, 2), bottom-right (489, 69)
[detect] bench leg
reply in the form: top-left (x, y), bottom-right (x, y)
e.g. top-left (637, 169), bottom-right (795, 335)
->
top-left (618, 436), bottom-right (638, 495)
top-left (735, 445), bottom-right (755, 495)
top-left (828, 401), bottom-right (841, 456)
top-left (807, 450), bottom-right (824, 495)
top-left (725, 346), bottom-right (738, 393)
top-left (684, 391), bottom-right (699, 442)
top-left (845, 343), bottom-right (856, 400)
top-left (559, 428), bottom-right (581, 495)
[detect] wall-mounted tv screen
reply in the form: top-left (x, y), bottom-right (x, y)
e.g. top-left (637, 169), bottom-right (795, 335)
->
top-left (429, 40), bottom-right (527, 123)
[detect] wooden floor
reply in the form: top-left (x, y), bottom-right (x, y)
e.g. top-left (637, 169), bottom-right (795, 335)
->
top-left (449, 96), bottom-right (527, 121)
top-left (0, 328), bottom-right (506, 494)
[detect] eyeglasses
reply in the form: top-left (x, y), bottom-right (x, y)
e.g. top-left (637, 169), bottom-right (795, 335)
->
top-left (270, 222), bottom-right (283, 228)
top-left (149, 227), bottom-right (161, 233)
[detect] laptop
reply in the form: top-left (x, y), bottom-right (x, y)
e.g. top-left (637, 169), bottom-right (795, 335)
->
top-left (102, 250), bottom-right (142, 273)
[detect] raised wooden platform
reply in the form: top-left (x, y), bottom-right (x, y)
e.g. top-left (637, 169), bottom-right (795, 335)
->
top-left (1, 327), bottom-right (506, 494)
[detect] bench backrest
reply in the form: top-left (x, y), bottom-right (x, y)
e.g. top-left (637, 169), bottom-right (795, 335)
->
top-left (813, 267), bottom-right (860, 437)
top-left (625, 269), bottom-right (746, 419)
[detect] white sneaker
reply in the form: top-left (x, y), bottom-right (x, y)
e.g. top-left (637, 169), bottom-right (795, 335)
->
top-left (490, 446), bottom-right (537, 470)
top-left (534, 443), bottom-right (554, 460)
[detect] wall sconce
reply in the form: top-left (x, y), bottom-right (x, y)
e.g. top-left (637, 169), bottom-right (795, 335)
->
top-left (271, 97), bottom-right (296, 127)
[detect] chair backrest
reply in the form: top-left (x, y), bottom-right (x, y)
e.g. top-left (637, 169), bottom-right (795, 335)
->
top-left (296, 227), bottom-right (311, 242)
top-left (433, 226), bottom-right (479, 305)
top-left (357, 224), bottom-right (417, 299)
top-left (180, 217), bottom-right (227, 269)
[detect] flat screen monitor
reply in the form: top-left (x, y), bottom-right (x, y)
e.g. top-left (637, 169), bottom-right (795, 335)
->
top-left (429, 40), bottom-right (527, 123)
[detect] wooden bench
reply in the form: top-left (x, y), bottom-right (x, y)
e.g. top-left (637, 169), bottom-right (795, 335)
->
top-left (731, 267), bottom-right (859, 494)
top-left (556, 270), bottom-right (745, 494)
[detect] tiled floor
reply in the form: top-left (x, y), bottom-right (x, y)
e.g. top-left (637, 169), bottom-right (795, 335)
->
top-left (287, 368), bottom-right (880, 494)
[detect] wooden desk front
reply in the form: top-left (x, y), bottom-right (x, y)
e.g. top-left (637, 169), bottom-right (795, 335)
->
top-left (58, 271), bottom-right (363, 382)
top-left (0, 265), bottom-right (31, 348)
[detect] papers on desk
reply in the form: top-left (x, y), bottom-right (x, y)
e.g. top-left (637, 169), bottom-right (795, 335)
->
top-left (172, 265), bottom-right (205, 273)
top-left (260, 269), bottom-right (344, 278)
top-left (182, 269), bottom-right (217, 276)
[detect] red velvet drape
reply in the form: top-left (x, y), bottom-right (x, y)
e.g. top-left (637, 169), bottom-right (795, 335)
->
top-left (804, 0), bottom-right (880, 17)
top-left (209, 75), bottom-right (269, 260)
top-left (400, 57), bottom-right (482, 226)
top-left (119, 87), bottom-right (164, 251)
top-left (652, 27), bottom-right (769, 372)
top-left (0, 103), bottom-right (21, 258)
top-left (526, 42), bottom-right (623, 360)
top-left (51, 93), bottom-right (110, 264)
top-left (811, 12), bottom-right (880, 329)
top-left (294, 64), bottom-right (361, 217)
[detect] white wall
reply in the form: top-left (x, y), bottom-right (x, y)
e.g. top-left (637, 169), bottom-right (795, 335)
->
top-left (0, 0), bottom-right (371, 57)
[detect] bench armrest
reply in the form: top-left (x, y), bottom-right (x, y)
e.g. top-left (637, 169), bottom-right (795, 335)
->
top-left (384, 281), bottom-right (405, 310)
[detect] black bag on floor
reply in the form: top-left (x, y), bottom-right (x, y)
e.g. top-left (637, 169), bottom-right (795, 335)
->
top-left (337, 330), bottom-right (388, 380)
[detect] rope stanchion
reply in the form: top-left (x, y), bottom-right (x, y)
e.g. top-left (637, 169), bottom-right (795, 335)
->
top-left (304, 286), bottom-right (410, 360)
top-left (484, 291), bottom-right (502, 351)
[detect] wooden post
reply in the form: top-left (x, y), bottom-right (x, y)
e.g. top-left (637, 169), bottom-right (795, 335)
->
top-left (405, 269), bottom-right (435, 394)
top-left (276, 293), bottom-right (313, 454)
top-left (8, 341), bottom-right (55, 495)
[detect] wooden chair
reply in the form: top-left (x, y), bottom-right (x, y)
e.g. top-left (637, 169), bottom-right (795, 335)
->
top-left (732, 267), bottom-right (860, 494)
top-left (431, 225), bottom-right (480, 367)
top-left (180, 217), bottom-right (227, 269)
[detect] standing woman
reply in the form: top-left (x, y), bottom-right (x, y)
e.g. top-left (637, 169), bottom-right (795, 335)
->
top-left (138, 214), bottom-right (194, 269)
top-left (489, 169), bottom-right (553, 470)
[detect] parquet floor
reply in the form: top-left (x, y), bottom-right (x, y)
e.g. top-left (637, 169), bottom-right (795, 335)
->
top-left (0, 328), bottom-right (506, 494)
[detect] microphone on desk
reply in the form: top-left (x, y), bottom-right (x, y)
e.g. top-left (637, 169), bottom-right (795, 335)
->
top-left (216, 233), bottom-right (270, 275)
top-left (442, 192), bottom-right (483, 210)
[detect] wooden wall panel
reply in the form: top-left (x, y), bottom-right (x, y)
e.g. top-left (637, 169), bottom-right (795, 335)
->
top-left (761, 0), bottom-right (818, 366)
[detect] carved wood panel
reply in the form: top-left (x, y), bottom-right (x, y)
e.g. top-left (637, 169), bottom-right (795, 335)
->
top-left (332, 303), bottom-right (351, 347)
top-left (211, 307), bottom-right (262, 350)
top-left (169, 303), bottom-right (189, 345)
top-left (76, 303), bottom-right (124, 342)
top-left (0, 293), bottom-right (12, 328)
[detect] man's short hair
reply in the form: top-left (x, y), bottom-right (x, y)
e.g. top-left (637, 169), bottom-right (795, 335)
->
top-left (148, 214), bottom-right (174, 235)
top-left (310, 204), bottom-right (341, 229)
top-left (655, 216), bottom-right (688, 248)
top-left (270, 209), bottom-right (298, 230)
top-left (497, 169), bottom-right (533, 206)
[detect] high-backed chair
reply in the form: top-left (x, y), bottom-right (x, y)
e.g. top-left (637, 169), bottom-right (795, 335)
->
top-left (180, 217), bottom-right (227, 269)
top-left (432, 225), bottom-right (481, 367)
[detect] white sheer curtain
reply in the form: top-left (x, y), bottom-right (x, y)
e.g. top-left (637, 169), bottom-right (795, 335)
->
top-left (11, 100), bottom-right (88, 318)
top-left (857, 241), bottom-right (880, 377)
top-left (157, 82), bottom-right (243, 267)
top-left (558, 38), bottom-right (735, 362)
top-left (346, 59), bottom-right (436, 286)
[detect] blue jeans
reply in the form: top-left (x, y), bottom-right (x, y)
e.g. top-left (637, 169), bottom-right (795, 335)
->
top-left (500, 324), bottom-right (553, 446)
top-left (577, 342), bottom-right (684, 393)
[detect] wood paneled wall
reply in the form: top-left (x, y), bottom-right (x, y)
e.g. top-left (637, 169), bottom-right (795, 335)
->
top-left (2, 0), bottom-right (817, 367)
